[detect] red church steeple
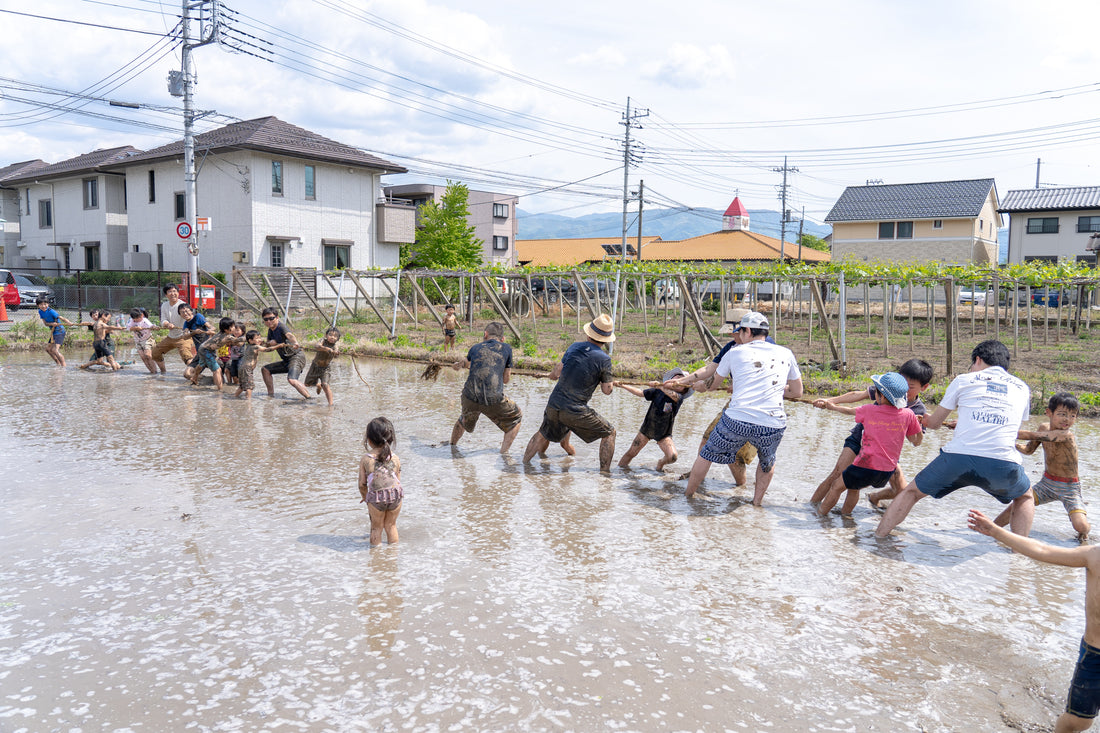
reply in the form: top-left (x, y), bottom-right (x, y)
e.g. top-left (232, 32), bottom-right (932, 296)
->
top-left (722, 197), bottom-right (750, 231)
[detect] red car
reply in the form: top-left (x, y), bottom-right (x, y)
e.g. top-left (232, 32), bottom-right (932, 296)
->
top-left (0, 269), bottom-right (19, 311)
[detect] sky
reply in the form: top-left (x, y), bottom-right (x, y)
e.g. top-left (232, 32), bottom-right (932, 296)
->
top-left (3, 0), bottom-right (1100, 232)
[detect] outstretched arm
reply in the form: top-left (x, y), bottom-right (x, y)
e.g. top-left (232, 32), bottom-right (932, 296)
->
top-left (969, 509), bottom-right (1099, 568)
top-left (920, 405), bottom-right (953, 430)
top-left (614, 382), bottom-right (645, 398)
top-left (451, 356), bottom-right (470, 371)
top-left (822, 402), bottom-right (858, 416)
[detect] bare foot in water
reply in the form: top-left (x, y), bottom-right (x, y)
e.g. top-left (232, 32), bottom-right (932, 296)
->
top-left (656, 454), bottom-right (677, 471)
top-left (560, 435), bottom-right (575, 456)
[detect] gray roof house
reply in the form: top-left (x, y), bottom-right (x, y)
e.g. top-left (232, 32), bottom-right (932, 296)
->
top-left (0, 159), bottom-right (47, 267)
top-left (102, 116), bottom-right (412, 274)
top-left (999, 186), bottom-right (1100, 265)
top-left (4, 147), bottom-right (141, 271)
top-left (825, 179), bottom-right (1001, 265)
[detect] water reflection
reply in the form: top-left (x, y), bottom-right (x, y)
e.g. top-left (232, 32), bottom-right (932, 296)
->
top-left (0, 351), bottom-right (1094, 730)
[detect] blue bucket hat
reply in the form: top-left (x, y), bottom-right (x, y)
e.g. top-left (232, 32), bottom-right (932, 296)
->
top-left (871, 372), bottom-right (909, 409)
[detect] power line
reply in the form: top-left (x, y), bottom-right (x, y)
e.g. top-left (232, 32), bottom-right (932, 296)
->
top-left (0, 8), bottom-right (170, 36)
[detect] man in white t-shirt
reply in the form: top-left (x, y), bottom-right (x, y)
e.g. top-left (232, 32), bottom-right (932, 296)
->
top-left (876, 339), bottom-right (1034, 537)
top-left (677, 312), bottom-right (803, 506)
top-left (150, 284), bottom-right (196, 373)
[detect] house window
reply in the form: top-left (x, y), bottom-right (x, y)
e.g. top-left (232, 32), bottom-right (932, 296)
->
top-left (270, 242), bottom-right (284, 268)
top-left (1077, 216), bottom-right (1100, 233)
top-left (493, 235), bottom-right (509, 251)
top-left (174, 192), bottom-right (185, 220)
top-left (62, 248), bottom-right (71, 272)
top-left (122, 180), bottom-right (127, 211)
top-left (38, 199), bottom-right (52, 228)
top-left (493, 202), bottom-right (509, 218)
top-left (896, 221), bottom-right (913, 238)
top-left (304, 165), bottom-right (315, 199)
top-left (24, 189), bottom-right (30, 215)
top-left (933, 219), bottom-right (943, 229)
top-left (83, 243), bottom-right (101, 271)
top-left (323, 243), bottom-right (350, 270)
top-left (272, 161), bottom-right (283, 195)
top-left (1076, 254), bottom-right (1097, 268)
top-left (156, 243), bottom-right (164, 271)
top-left (148, 170), bottom-right (156, 203)
top-left (1025, 255), bottom-right (1058, 263)
top-left (878, 222), bottom-right (895, 239)
top-left (83, 178), bottom-right (99, 209)
top-left (1027, 217), bottom-right (1059, 234)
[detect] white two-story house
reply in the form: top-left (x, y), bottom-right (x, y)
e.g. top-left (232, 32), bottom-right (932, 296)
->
top-left (999, 186), bottom-right (1100, 266)
top-left (105, 116), bottom-right (410, 274)
top-left (4, 148), bottom-right (138, 271)
top-left (0, 159), bottom-right (47, 267)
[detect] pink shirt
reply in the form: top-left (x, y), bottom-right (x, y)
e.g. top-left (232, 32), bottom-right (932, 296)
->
top-left (852, 404), bottom-right (921, 472)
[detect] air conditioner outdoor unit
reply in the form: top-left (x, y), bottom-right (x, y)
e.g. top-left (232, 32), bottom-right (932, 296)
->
top-left (233, 251), bottom-right (249, 264)
top-left (15, 240), bottom-right (25, 248)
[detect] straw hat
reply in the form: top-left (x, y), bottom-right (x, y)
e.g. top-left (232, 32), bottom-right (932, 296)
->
top-left (583, 313), bottom-right (616, 343)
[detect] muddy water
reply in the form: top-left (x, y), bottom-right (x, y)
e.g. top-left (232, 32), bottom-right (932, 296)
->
top-left (2, 351), bottom-right (1098, 731)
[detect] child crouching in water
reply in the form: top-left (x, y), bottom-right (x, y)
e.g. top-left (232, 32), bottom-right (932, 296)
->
top-left (358, 416), bottom-right (403, 547)
top-left (615, 368), bottom-right (694, 471)
top-left (813, 372), bottom-right (923, 517)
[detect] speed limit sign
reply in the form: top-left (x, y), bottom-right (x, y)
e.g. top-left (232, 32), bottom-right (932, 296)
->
top-left (176, 221), bottom-right (193, 239)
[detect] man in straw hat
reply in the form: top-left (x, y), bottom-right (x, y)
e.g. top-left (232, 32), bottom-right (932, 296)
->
top-left (523, 313), bottom-right (617, 471)
top-left (671, 312), bottom-right (803, 505)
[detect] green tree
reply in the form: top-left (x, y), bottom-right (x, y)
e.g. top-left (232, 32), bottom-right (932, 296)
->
top-left (798, 233), bottom-right (830, 253)
top-left (401, 181), bottom-right (484, 269)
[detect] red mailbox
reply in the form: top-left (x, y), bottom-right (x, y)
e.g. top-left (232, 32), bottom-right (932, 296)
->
top-left (190, 284), bottom-right (215, 310)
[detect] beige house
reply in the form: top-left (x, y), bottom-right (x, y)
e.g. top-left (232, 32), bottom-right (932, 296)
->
top-left (825, 179), bottom-right (1000, 265)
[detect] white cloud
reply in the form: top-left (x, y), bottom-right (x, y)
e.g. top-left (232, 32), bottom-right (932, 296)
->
top-left (643, 44), bottom-right (735, 90)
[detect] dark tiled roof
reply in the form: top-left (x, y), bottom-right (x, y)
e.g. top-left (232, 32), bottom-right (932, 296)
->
top-left (0, 159), bottom-right (48, 185)
top-left (999, 186), bottom-right (1100, 212)
top-left (3, 147), bottom-right (142, 185)
top-left (109, 117), bottom-right (407, 173)
top-left (824, 178), bottom-right (996, 222)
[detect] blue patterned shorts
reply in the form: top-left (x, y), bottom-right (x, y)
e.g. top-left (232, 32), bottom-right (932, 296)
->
top-left (699, 414), bottom-right (785, 473)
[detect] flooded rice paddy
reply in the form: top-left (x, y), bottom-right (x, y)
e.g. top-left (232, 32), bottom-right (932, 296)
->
top-left (2, 350), bottom-right (1099, 731)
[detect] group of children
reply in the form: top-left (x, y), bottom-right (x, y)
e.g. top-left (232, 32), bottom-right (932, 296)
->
top-left (35, 297), bottom-right (344, 405)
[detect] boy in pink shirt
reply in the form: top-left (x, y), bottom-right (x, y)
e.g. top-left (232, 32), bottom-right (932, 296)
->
top-left (814, 372), bottom-right (923, 517)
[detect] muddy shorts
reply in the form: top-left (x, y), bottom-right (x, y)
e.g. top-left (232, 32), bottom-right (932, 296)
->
top-left (1032, 472), bottom-right (1086, 515)
top-left (92, 338), bottom-right (114, 359)
top-left (50, 325), bottom-right (66, 345)
top-left (539, 405), bottom-right (613, 444)
top-left (191, 348), bottom-right (220, 373)
top-left (842, 464), bottom-right (894, 491)
top-left (460, 394), bottom-right (522, 433)
top-left (151, 334), bottom-right (195, 364)
top-left (1067, 639), bottom-right (1100, 720)
top-left (263, 350), bottom-right (308, 381)
top-left (702, 409), bottom-right (761, 466)
top-left (699, 414), bottom-right (785, 473)
top-left (914, 449), bottom-right (1031, 503)
top-left (134, 336), bottom-right (152, 353)
top-left (444, 329), bottom-right (456, 338)
top-left (303, 361), bottom-right (331, 387)
top-left (237, 367), bottom-right (255, 392)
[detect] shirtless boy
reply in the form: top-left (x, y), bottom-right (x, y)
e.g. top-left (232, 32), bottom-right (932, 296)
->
top-left (969, 509), bottom-right (1100, 732)
top-left (995, 393), bottom-right (1087, 541)
top-left (442, 304), bottom-right (459, 352)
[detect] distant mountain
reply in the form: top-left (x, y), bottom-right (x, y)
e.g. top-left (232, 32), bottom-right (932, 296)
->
top-left (516, 207), bottom-right (831, 243)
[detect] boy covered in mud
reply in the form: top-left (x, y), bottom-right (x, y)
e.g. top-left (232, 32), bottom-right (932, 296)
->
top-left (79, 310), bottom-right (124, 370)
top-left (234, 330), bottom-right (280, 399)
top-left (995, 393), bottom-right (1088, 542)
top-left (969, 508), bottom-right (1100, 732)
top-left (442, 304), bottom-right (459, 352)
top-left (810, 358), bottom-right (933, 511)
top-left (615, 368), bottom-right (693, 471)
top-left (303, 327), bottom-right (341, 406)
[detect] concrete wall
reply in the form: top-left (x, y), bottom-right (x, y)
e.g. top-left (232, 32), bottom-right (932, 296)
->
top-left (13, 175), bottom-right (127, 271)
top-left (0, 188), bottom-right (20, 267)
top-left (1005, 208), bottom-right (1100, 264)
top-left (832, 238), bottom-right (997, 265)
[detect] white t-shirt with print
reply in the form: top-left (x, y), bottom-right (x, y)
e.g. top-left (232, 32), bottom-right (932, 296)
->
top-left (160, 299), bottom-right (187, 339)
top-left (715, 340), bottom-right (801, 429)
top-left (940, 366), bottom-right (1030, 463)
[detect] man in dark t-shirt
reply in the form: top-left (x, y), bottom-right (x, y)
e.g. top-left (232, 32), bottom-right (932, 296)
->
top-left (449, 322), bottom-right (523, 453)
top-left (523, 313), bottom-right (617, 471)
top-left (259, 307), bottom-right (310, 399)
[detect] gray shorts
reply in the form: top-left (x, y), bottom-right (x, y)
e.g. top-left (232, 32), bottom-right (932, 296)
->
top-left (263, 351), bottom-right (307, 381)
top-left (1032, 473), bottom-right (1086, 515)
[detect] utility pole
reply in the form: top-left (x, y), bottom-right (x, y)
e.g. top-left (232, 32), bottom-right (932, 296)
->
top-left (177, 0), bottom-right (220, 290)
top-left (635, 179), bottom-right (644, 261)
top-left (620, 97), bottom-right (648, 265)
top-left (797, 206), bottom-right (805, 262)
top-left (773, 156), bottom-right (798, 260)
